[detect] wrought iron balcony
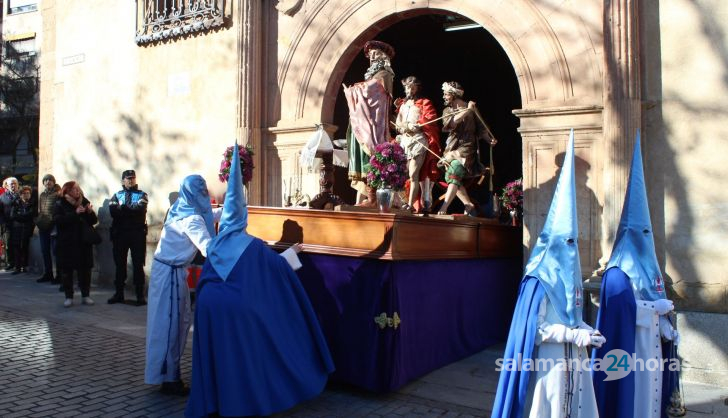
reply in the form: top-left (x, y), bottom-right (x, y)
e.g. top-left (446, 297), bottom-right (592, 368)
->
top-left (135, 0), bottom-right (230, 45)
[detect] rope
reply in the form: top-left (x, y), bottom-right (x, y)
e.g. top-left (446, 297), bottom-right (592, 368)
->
top-left (154, 258), bottom-right (185, 378)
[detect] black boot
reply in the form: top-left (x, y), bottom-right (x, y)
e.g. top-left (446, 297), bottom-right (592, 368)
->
top-left (160, 380), bottom-right (189, 396)
top-left (135, 286), bottom-right (147, 307)
top-left (107, 289), bottom-right (125, 304)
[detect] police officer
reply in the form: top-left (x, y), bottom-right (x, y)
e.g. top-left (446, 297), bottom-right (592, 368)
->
top-left (108, 170), bottom-right (148, 306)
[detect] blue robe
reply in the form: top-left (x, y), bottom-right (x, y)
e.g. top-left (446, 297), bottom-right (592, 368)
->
top-left (592, 267), bottom-right (679, 418)
top-left (185, 238), bottom-right (335, 417)
top-left (491, 276), bottom-right (545, 418)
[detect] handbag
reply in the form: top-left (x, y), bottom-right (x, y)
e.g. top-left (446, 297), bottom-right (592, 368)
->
top-left (81, 221), bottom-right (102, 245)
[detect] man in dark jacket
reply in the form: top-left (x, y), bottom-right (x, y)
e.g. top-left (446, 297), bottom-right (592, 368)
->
top-left (35, 174), bottom-right (61, 283)
top-left (108, 170), bottom-right (149, 306)
top-left (0, 177), bottom-right (20, 271)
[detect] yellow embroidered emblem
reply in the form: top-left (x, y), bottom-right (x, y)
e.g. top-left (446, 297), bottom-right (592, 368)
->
top-left (374, 312), bottom-right (401, 330)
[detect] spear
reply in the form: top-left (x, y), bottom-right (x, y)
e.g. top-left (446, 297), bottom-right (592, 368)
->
top-left (416, 107), bottom-right (469, 127)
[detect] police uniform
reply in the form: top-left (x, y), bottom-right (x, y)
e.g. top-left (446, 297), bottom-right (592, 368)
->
top-left (108, 170), bottom-right (149, 305)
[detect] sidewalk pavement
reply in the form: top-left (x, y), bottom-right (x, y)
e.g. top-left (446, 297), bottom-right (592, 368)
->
top-left (1, 270), bottom-right (726, 417)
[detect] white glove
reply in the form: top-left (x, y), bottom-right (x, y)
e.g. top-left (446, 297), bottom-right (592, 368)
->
top-left (538, 323), bottom-right (570, 344)
top-left (654, 299), bottom-right (674, 315)
top-left (590, 331), bottom-right (607, 348)
top-left (572, 329), bottom-right (593, 348)
top-left (539, 323), bottom-right (605, 348)
top-left (659, 315), bottom-right (680, 345)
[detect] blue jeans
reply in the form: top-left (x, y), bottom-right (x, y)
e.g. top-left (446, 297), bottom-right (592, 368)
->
top-left (38, 228), bottom-right (56, 279)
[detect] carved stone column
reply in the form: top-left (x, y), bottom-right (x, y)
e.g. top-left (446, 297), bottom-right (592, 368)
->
top-left (236, 0), bottom-right (263, 204)
top-left (597, 0), bottom-right (642, 274)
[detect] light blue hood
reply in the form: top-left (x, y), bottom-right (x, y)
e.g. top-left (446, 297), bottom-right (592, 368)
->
top-left (606, 130), bottom-right (666, 301)
top-left (166, 174), bottom-right (215, 236)
top-left (207, 142), bottom-right (254, 281)
top-left (523, 129), bottom-right (583, 326)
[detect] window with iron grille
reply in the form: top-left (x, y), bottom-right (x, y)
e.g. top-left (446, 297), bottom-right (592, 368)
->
top-left (2, 38), bottom-right (39, 79)
top-left (135, 0), bottom-right (230, 45)
top-left (5, 38), bottom-right (35, 57)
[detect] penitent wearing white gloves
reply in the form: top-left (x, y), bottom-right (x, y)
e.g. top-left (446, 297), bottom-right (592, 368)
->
top-left (653, 298), bottom-right (680, 345)
top-left (659, 315), bottom-right (681, 346)
top-left (538, 322), bottom-right (607, 348)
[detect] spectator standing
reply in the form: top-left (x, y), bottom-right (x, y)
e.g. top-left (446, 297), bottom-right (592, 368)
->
top-left (9, 185), bottom-right (37, 274)
top-left (108, 170), bottom-right (149, 306)
top-left (54, 181), bottom-right (98, 308)
top-left (0, 179), bottom-right (7, 268)
top-left (0, 177), bottom-right (20, 270)
top-left (35, 174), bottom-right (61, 283)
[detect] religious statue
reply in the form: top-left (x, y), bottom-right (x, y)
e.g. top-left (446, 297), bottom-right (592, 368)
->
top-left (343, 40), bottom-right (395, 208)
top-left (393, 76), bottom-right (441, 213)
top-left (437, 81), bottom-right (497, 216)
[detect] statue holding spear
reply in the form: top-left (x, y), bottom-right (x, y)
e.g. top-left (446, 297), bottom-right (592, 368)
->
top-left (436, 81), bottom-right (498, 216)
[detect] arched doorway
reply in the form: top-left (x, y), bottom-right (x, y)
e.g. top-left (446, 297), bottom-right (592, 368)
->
top-left (271, 2), bottom-right (603, 263)
top-left (329, 13), bottom-right (522, 210)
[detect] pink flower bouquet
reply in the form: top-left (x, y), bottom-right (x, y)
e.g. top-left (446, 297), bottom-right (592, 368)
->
top-left (218, 144), bottom-right (255, 184)
top-left (500, 178), bottom-right (523, 212)
top-left (365, 142), bottom-right (407, 191)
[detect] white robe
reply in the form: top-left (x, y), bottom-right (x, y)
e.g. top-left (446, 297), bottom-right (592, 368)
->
top-left (526, 297), bottom-right (600, 418)
top-left (144, 210), bottom-right (221, 385)
top-left (633, 298), bottom-right (665, 418)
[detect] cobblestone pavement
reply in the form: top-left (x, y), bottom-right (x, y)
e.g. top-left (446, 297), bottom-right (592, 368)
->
top-left (1, 271), bottom-right (726, 417)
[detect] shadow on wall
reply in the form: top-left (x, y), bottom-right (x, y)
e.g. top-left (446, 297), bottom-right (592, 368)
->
top-left (524, 152), bottom-right (602, 277)
top-left (62, 98), bottom-right (195, 227)
top-left (56, 91), bottom-right (197, 285)
top-left (650, 0), bottom-right (728, 316)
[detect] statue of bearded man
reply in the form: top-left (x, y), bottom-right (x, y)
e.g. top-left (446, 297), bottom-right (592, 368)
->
top-left (343, 40), bottom-right (395, 207)
top-left (393, 76), bottom-right (441, 213)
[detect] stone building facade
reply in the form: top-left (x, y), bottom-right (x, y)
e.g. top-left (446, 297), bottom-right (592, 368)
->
top-left (35, 1), bottom-right (728, 385)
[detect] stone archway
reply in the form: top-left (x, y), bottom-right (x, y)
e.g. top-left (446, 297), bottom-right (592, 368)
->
top-left (275, 2), bottom-right (602, 126)
top-left (267, 0), bottom-right (606, 271)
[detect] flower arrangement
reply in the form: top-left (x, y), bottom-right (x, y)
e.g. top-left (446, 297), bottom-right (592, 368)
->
top-left (218, 144), bottom-right (255, 184)
top-left (500, 178), bottom-right (523, 212)
top-left (365, 142), bottom-right (407, 190)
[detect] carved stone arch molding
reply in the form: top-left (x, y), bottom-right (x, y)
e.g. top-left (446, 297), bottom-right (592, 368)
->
top-left (275, 0), bottom-right (603, 127)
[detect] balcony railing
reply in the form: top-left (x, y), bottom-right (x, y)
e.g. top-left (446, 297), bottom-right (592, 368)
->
top-left (135, 0), bottom-right (229, 45)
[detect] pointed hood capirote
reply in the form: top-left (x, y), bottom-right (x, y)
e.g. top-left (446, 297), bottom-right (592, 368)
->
top-left (523, 129), bottom-right (583, 327)
top-left (606, 130), bottom-right (666, 301)
top-left (207, 142), bottom-right (254, 281)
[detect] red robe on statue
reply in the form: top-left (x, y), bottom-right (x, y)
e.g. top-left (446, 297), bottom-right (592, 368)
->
top-left (395, 97), bottom-right (442, 210)
top-left (395, 97), bottom-right (441, 181)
